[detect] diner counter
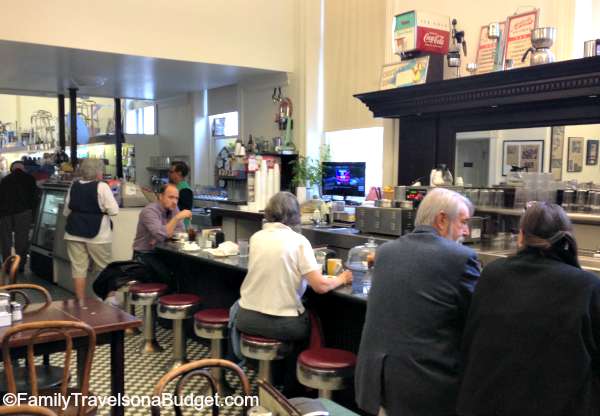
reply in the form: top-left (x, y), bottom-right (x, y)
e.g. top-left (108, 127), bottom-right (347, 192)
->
top-left (154, 241), bottom-right (365, 302)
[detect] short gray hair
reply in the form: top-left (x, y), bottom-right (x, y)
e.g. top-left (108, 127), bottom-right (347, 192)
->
top-left (264, 192), bottom-right (301, 226)
top-left (415, 188), bottom-right (473, 226)
top-left (79, 158), bottom-right (104, 181)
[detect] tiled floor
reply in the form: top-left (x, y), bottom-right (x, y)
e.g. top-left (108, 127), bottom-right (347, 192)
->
top-left (10, 268), bottom-right (256, 415)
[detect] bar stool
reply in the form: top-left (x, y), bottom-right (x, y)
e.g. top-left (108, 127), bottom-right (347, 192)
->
top-left (158, 293), bottom-right (202, 370)
top-left (129, 282), bottom-right (168, 353)
top-left (240, 333), bottom-right (292, 384)
top-left (194, 308), bottom-right (229, 392)
top-left (296, 347), bottom-right (356, 399)
top-left (116, 279), bottom-right (140, 336)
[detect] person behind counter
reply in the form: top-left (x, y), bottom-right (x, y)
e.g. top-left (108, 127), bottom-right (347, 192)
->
top-left (457, 201), bottom-right (600, 416)
top-left (64, 159), bottom-right (119, 300)
top-left (0, 161), bottom-right (38, 271)
top-left (355, 187), bottom-right (480, 416)
top-left (132, 183), bottom-right (192, 287)
top-left (169, 161), bottom-right (193, 228)
top-left (236, 191), bottom-right (352, 394)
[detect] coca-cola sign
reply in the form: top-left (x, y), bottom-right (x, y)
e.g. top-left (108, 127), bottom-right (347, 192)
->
top-left (423, 32), bottom-right (445, 47)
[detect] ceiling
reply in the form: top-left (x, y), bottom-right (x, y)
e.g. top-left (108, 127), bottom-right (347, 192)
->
top-left (0, 39), bottom-right (281, 100)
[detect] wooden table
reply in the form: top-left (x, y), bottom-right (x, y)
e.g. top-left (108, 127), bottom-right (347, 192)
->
top-left (0, 298), bottom-right (141, 416)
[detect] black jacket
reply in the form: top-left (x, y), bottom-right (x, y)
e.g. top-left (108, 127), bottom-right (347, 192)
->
top-left (457, 248), bottom-right (600, 416)
top-left (355, 225), bottom-right (480, 416)
top-left (0, 170), bottom-right (38, 216)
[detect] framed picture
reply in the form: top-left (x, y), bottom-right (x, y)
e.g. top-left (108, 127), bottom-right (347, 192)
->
top-left (586, 139), bottom-right (599, 165)
top-left (380, 56), bottom-right (429, 90)
top-left (502, 140), bottom-right (544, 176)
top-left (550, 126), bottom-right (565, 181)
top-left (567, 137), bottom-right (584, 172)
top-left (212, 117), bottom-right (225, 136)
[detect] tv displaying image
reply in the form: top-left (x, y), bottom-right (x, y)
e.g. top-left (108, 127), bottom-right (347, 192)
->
top-left (321, 162), bottom-right (366, 197)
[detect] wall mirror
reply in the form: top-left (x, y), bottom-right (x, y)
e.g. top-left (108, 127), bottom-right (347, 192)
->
top-left (454, 124), bottom-right (600, 188)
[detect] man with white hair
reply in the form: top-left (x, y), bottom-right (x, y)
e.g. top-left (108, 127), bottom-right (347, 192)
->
top-left (355, 187), bottom-right (480, 416)
top-left (0, 161), bottom-right (38, 271)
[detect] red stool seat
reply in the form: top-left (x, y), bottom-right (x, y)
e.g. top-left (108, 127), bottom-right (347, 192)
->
top-left (130, 283), bottom-right (168, 294)
top-left (298, 348), bottom-right (357, 370)
top-left (194, 309), bottom-right (229, 324)
top-left (241, 333), bottom-right (282, 344)
top-left (159, 293), bottom-right (202, 307)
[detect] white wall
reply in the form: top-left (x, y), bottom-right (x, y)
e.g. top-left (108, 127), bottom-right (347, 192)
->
top-left (156, 94), bottom-right (195, 179)
top-left (126, 134), bottom-right (160, 188)
top-left (0, 0), bottom-right (295, 72)
top-left (563, 124), bottom-right (600, 182)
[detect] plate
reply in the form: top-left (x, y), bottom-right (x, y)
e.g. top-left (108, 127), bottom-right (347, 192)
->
top-left (181, 244), bottom-right (201, 252)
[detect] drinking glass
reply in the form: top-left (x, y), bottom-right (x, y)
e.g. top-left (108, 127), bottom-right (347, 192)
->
top-left (238, 239), bottom-right (249, 257)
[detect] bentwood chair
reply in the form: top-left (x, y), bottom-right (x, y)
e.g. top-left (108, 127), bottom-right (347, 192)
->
top-left (1, 320), bottom-right (97, 416)
top-left (0, 255), bottom-right (20, 286)
top-left (151, 358), bottom-right (251, 416)
top-left (0, 284), bottom-right (64, 394)
top-left (256, 379), bottom-right (302, 416)
top-left (0, 405), bottom-right (58, 416)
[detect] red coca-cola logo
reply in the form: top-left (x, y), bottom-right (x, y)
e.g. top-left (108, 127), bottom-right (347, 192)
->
top-left (423, 32), bottom-right (445, 47)
top-left (514, 17), bottom-right (534, 30)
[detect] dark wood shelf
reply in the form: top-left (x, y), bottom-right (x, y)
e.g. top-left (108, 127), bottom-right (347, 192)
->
top-left (354, 56), bottom-right (600, 185)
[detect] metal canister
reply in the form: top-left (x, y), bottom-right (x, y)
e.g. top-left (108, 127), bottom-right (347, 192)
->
top-left (576, 189), bottom-right (589, 212)
top-left (11, 302), bottom-right (22, 321)
top-left (495, 189), bottom-right (505, 208)
top-left (584, 39), bottom-right (600, 57)
top-left (562, 189), bottom-right (575, 211)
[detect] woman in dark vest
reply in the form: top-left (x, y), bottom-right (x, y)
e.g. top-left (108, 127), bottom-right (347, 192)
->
top-left (64, 159), bottom-right (119, 300)
top-left (458, 202), bottom-right (600, 416)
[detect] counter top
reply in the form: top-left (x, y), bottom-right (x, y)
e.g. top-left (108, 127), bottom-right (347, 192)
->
top-left (475, 206), bottom-right (600, 226)
top-left (209, 207), bottom-right (264, 221)
top-left (154, 241), bottom-right (364, 301)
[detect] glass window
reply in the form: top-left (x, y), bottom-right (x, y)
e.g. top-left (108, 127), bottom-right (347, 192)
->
top-left (124, 99), bottom-right (156, 135)
top-left (325, 127), bottom-right (384, 193)
top-left (209, 111), bottom-right (238, 138)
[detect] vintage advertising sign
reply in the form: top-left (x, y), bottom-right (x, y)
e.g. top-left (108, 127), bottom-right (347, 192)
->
top-left (393, 11), bottom-right (450, 56)
top-left (503, 9), bottom-right (539, 69)
top-left (475, 23), bottom-right (506, 74)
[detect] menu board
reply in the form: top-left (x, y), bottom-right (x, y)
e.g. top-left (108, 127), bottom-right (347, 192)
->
top-left (503, 9), bottom-right (539, 69)
top-left (475, 23), bottom-right (506, 74)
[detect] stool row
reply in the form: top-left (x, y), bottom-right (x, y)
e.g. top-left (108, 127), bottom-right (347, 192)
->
top-left (122, 282), bottom-right (356, 399)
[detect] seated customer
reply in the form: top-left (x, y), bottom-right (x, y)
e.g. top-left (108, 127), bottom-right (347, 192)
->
top-left (132, 183), bottom-right (192, 286)
top-left (236, 192), bottom-right (352, 392)
top-left (458, 202), bottom-right (600, 416)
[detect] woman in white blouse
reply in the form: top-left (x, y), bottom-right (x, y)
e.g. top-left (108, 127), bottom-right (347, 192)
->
top-left (236, 191), bottom-right (351, 393)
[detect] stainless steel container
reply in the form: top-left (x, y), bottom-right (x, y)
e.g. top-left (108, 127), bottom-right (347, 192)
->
top-left (463, 216), bottom-right (484, 244)
top-left (584, 39), bottom-right (600, 57)
top-left (531, 27), bottom-right (556, 49)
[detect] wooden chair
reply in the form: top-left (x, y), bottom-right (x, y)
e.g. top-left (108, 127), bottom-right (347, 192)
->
top-left (256, 379), bottom-right (302, 416)
top-left (0, 284), bottom-right (52, 314)
top-left (151, 358), bottom-right (251, 416)
top-left (0, 283), bottom-right (64, 395)
top-left (1, 321), bottom-right (97, 416)
top-left (0, 255), bottom-right (20, 286)
top-left (0, 405), bottom-right (58, 416)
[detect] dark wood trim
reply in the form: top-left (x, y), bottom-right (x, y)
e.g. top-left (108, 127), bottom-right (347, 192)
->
top-left (355, 56), bottom-right (600, 184)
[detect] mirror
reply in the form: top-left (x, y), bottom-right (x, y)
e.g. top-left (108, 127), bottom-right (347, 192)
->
top-left (455, 124), bottom-right (600, 188)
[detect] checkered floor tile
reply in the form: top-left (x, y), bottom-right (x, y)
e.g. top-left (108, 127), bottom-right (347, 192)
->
top-left (16, 313), bottom-right (257, 416)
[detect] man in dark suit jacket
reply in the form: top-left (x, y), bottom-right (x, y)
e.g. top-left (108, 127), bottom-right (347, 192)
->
top-left (355, 188), bottom-right (480, 416)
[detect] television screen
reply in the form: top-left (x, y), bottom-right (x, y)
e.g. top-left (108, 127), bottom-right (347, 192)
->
top-left (321, 162), bottom-right (366, 197)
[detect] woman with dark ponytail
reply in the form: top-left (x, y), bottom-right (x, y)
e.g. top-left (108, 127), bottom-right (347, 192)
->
top-left (457, 202), bottom-right (600, 416)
